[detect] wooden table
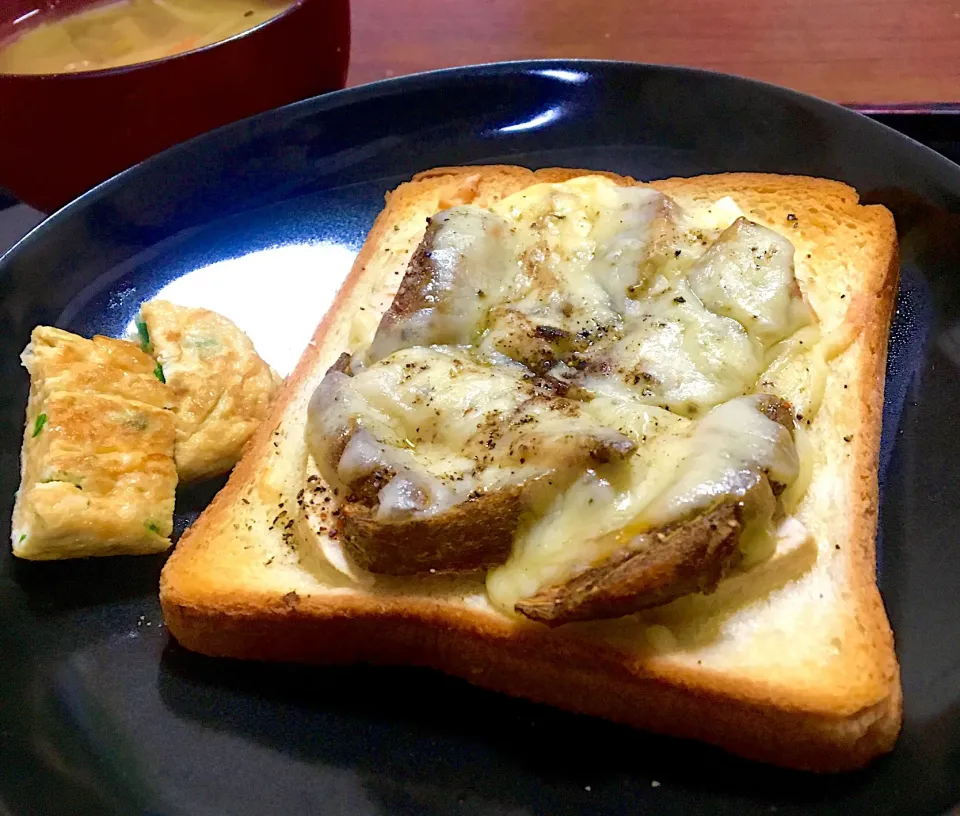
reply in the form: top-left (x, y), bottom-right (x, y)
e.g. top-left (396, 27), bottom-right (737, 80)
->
top-left (349, 0), bottom-right (960, 106)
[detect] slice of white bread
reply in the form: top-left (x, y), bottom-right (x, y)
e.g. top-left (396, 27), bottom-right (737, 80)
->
top-left (160, 167), bottom-right (901, 771)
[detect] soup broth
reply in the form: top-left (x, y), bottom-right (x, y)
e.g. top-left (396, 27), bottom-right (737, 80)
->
top-left (0, 0), bottom-right (295, 74)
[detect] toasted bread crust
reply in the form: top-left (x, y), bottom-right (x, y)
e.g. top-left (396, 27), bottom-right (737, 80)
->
top-left (162, 593), bottom-right (901, 771)
top-left (160, 166), bottom-right (901, 771)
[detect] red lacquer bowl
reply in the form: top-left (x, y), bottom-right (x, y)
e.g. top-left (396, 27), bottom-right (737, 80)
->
top-left (0, 0), bottom-right (350, 212)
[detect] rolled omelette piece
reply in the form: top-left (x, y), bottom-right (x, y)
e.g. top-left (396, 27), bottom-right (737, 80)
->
top-left (12, 327), bottom-right (177, 559)
top-left (138, 300), bottom-right (281, 483)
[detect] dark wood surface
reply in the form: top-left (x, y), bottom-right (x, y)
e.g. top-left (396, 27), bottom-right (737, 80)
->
top-left (349, 0), bottom-right (960, 105)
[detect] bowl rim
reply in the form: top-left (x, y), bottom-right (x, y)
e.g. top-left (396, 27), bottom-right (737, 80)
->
top-left (0, 0), bottom-right (309, 80)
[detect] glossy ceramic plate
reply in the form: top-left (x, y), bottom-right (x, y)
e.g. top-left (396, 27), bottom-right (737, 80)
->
top-left (1, 61), bottom-right (958, 816)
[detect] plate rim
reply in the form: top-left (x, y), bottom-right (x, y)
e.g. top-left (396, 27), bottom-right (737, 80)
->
top-left (4, 58), bottom-right (960, 274)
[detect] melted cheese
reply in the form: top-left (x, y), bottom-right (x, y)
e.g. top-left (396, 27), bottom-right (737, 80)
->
top-left (642, 396), bottom-right (798, 526)
top-left (313, 175), bottom-right (823, 619)
top-left (579, 287), bottom-right (763, 417)
top-left (682, 195), bottom-right (747, 231)
top-left (476, 180), bottom-right (809, 419)
top-left (688, 218), bottom-right (812, 348)
top-left (489, 178), bottom-right (667, 315)
top-left (367, 208), bottom-right (520, 361)
top-left (487, 402), bottom-right (691, 609)
top-left (760, 325), bottom-right (827, 421)
top-left (486, 395), bottom-right (797, 613)
top-left (306, 345), bottom-right (634, 518)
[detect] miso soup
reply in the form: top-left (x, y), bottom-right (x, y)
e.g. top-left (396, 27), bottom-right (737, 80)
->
top-left (0, 0), bottom-right (295, 75)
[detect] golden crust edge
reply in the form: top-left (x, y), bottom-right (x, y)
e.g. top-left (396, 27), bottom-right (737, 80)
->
top-left (160, 588), bottom-right (901, 772)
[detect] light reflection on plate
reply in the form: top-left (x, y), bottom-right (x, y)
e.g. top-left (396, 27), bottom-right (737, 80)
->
top-left (124, 241), bottom-right (357, 376)
top-left (498, 105), bottom-right (564, 134)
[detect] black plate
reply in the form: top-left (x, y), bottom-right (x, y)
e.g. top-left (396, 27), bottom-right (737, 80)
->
top-left (2, 61), bottom-right (959, 816)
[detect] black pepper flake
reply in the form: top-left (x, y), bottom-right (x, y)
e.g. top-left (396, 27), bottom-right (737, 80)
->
top-left (840, 293), bottom-right (846, 299)
top-left (674, 249), bottom-right (681, 258)
top-left (673, 296), bottom-right (686, 304)
top-left (843, 434), bottom-right (853, 442)
top-left (786, 213), bottom-right (797, 221)
top-left (241, 498), bottom-right (250, 505)
top-left (264, 557), bottom-right (274, 566)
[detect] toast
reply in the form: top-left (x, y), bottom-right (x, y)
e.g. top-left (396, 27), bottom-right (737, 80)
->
top-left (160, 166), bottom-right (901, 771)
